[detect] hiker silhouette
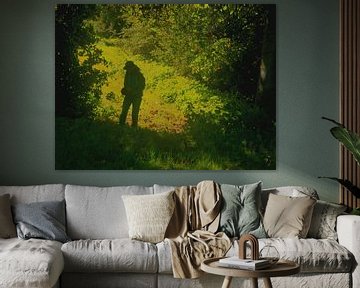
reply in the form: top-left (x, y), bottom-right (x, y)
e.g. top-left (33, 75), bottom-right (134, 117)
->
top-left (119, 61), bottom-right (145, 127)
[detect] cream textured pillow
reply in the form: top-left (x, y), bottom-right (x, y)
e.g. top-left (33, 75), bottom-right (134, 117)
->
top-left (263, 193), bottom-right (316, 238)
top-left (0, 194), bottom-right (16, 238)
top-left (122, 191), bottom-right (175, 243)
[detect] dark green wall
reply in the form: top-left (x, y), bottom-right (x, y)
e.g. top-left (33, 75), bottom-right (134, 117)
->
top-left (0, 0), bottom-right (340, 202)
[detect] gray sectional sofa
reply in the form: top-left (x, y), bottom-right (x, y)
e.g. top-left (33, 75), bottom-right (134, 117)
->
top-left (0, 183), bottom-right (359, 288)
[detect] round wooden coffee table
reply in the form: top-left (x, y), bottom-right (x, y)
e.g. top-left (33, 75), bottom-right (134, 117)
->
top-left (201, 257), bottom-right (300, 288)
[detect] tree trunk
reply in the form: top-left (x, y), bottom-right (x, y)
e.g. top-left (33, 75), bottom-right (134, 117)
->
top-left (256, 5), bottom-right (276, 123)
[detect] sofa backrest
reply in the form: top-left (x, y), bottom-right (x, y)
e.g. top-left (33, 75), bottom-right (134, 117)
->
top-left (65, 184), bottom-right (153, 240)
top-left (0, 184), bottom-right (65, 204)
top-left (0, 184), bottom-right (320, 240)
top-left (153, 184), bottom-right (176, 194)
top-left (154, 184), bottom-right (319, 210)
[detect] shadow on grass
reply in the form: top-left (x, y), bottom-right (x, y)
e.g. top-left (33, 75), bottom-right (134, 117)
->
top-left (55, 117), bottom-right (275, 170)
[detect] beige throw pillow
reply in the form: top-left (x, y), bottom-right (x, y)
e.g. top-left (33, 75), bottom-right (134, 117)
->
top-left (122, 191), bottom-right (175, 243)
top-left (0, 194), bottom-right (17, 238)
top-left (263, 193), bottom-right (316, 238)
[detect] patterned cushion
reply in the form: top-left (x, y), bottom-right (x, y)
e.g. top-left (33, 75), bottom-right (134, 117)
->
top-left (307, 200), bottom-right (347, 240)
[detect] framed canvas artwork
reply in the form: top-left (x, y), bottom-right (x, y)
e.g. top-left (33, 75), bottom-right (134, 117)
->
top-left (55, 4), bottom-right (276, 170)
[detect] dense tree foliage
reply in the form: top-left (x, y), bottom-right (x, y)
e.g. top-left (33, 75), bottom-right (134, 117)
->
top-left (55, 4), bottom-right (108, 118)
top-left (107, 5), bottom-right (273, 99)
top-left (96, 4), bottom-right (276, 127)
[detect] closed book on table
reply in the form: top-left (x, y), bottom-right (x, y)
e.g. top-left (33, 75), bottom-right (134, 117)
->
top-left (218, 257), bottom-right (271, 270)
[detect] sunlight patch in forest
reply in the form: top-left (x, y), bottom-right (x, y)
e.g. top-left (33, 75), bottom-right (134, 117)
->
top-left (94, 41), bottom-right (188, 133)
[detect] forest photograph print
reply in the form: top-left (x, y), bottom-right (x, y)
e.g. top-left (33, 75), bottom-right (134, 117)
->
top-left (55, 4), bottom-right (276, 170)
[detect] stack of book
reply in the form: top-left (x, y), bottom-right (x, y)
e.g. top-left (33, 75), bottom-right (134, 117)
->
top-left (218, 257), bottom-right (271, 270)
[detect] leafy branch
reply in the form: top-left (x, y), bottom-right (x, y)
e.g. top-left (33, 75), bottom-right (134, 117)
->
top-left (320, 117), bottom-right (360, 199)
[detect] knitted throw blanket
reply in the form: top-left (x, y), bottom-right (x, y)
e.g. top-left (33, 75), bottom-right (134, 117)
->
top-left (165, 181), bottom-right (231, 278)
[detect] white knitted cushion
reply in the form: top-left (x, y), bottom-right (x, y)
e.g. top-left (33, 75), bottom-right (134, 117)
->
top-left (122, 191), bottom-right (175, 243)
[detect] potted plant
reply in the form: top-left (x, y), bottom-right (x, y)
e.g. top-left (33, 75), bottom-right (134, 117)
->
top-left (320, 117), bottom-right (360, 215)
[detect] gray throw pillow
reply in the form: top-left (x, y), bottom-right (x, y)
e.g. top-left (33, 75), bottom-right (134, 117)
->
top-left (218, 182), bottom-right (266, 238)
top-left (12, 200), bottom-right (70, 243)
top-left (0, 194), bottom-right (17, 238)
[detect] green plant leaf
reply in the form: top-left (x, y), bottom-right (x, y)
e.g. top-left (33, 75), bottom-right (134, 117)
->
top-left (318, 177), bottom-right (360, 199)
top-left (330, 126), bottom-right (360, 165)
top-left (351, 208), bottom-right (360, 215)
top-left (322, 117), bottom-right (360, 165)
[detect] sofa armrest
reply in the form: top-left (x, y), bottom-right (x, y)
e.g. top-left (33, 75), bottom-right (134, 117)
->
top-left (337, 215), bottom-right (360, 288)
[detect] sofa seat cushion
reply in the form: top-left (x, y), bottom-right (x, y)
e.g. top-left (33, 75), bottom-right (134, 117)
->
top-left (229, 238), bottom-right (353, 273)
top-left (157, 238), bottom-right (354, 274)
top-left (0, 238), bottom-right (64, 288)
top-left (156, 240), bottom-right (173, 274)
top-left (62, 239), bottom-right (158, 273)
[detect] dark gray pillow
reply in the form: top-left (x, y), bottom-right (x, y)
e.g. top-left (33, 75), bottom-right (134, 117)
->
top-left (218, 182), bottom-right (266, 238)
top-left (12, 200), bottom-right (70, 243)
